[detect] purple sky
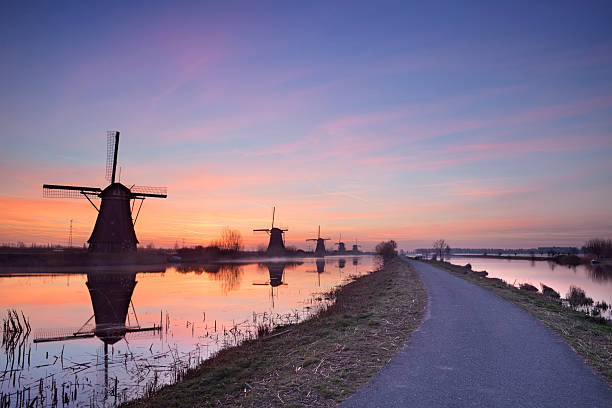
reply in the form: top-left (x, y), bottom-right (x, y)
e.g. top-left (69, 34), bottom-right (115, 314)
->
top-left (1, 1), bottom-right (611, 250)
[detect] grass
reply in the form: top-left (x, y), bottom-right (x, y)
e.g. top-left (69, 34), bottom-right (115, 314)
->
top-left (426, 259), bottom-right (612, 384)
top-left (125, 257), bottom-right (426, 407)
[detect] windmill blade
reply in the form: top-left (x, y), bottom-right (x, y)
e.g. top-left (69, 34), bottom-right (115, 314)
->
top-left (130, 185), bottom-right (167, 198)
top-left (306, 238), bottom-right (318, 241)
top-left (253, 228), bottom-right (271, 232)
top-left (106, 131), bottom-right (120, 182)
top-left (271, 206), bottom-right (275, 229)
top-left (43, 184), bottom-right (102, 199)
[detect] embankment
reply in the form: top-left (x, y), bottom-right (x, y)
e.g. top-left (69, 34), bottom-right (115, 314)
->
top-left (126, 257), bottom-right (426, 407)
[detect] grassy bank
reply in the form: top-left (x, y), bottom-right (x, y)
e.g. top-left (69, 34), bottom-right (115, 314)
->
top-left (426, 260), bottom-right (612, 384)
top-left (127, 257), bottom-right (426, 407)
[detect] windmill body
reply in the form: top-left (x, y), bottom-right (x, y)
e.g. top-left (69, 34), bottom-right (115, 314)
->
top-left (43, 131), bottom-right (167, 253)
top-left (306, 226), bottom-right (330, 257)
top-left (253, 207), bottom-right (287, 257)
top-left (89, 183), bottom-right (138, 252)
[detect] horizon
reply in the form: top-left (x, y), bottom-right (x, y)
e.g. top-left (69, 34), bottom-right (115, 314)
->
top-left (2, 1), bottom-right (612, 251)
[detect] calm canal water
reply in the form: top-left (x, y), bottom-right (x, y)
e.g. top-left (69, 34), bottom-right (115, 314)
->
top-left (0, 255), bottom-right (377, 407)
top-left (448, 256), bottom-right (612, 318)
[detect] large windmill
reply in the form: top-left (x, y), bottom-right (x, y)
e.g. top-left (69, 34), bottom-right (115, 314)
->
top-left (253, 207), bottom-right (287, 257)
top-left (306, 226), bottom-right (330, 257)
top-left (43, 131), bottom-right (167, 252)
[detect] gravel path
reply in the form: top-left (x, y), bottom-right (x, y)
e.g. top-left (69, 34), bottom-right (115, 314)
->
top-left (342, 259), bottom-right (612, 407)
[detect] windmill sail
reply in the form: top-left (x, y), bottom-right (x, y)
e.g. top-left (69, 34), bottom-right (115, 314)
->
top-left (106, 131), bottom-right (119, 182)
top-left (130, 185), bottom-right (168, 198)
top-left (43, 184), bottom-right (102, 199)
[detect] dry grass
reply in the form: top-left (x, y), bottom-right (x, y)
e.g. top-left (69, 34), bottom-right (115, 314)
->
top-left (428, 260), bottom-right (612, 384)
top-left (126, 258), bottom-right (426, 407)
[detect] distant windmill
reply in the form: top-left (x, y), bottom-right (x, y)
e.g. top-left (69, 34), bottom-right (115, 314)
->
top-left (253, 207), bottom-right (288, 257)
top-left (43, 131), bottom-right (167, 252)
top-left (335, 233), bottom-right (346, 254)
top-left (352, 238), bottom-right (361, 254)
top-left (306, 226), bottom-right (330, 257)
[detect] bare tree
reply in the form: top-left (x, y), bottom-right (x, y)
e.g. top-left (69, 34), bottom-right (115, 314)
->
top-left (213, 227), bottom-right (243, 254)
top-left (584, 238), bottom-right (612, 258)
top-left (433, 239), bottom-right (449, 260)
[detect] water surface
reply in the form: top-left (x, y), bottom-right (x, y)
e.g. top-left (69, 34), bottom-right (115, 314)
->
top-left (448, 256), bottom-right (612, 318)
top-left (0, 255), bottom-right (376, 407)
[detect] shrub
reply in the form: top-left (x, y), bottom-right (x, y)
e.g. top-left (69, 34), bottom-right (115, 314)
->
top-left (541, 284), bottom-right (560, 299)
top-left (519, 283), bottom-right (538, 293)
top-left (375, 240), bottom-right (398, 263)
top-left (465, 263), bottom-right (472, 270)
top-left (566, 286), bottom-right (594, 308)
top-left (594, 300), bottom-right (609, 311)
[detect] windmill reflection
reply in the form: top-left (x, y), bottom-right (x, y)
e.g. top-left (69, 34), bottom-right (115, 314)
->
top-left (304, 259), bottom-right (326, 286)
top-left (253, 262), bottom-right (287, 307)
top-left (33, 269), bottom-right (160, 392)
top-left (338, 258), bottom-right (346, 269)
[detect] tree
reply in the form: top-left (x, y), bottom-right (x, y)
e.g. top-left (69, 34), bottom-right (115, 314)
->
top-left (213, 227), bottom-right (243, 254)
top-left (375, 240), bottom-right (398, 263)
top-left (433, 239), bottom-right (449, 260)
top-left (584, 238), bottom-right (612, 259)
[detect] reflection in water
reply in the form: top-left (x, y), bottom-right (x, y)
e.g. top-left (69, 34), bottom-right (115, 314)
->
top-left (86, 271), bottom-right (137, 346)
top-left (252, 262), bottom-right (304, 307)
top-left (353, 257), bottom-right (359, 266)
top-left (314, 259), bottom-right (326, 286)
top-left (449, 256), bottom-right (612, 320)
top-left (338, 258), bottom-right (346, 269)
top-left (176, 263), bottom-right (245, 293)
top-left (1, 256), bottom-right (377, 406)
top-left (33, 270), bottom-right (159, 397)
top-left (206, 264), bottom-right (244, 293)
top-left (586, 264), bottom-right (612, 282)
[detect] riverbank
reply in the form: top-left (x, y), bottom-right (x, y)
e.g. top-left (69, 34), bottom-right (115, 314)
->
top-left (126, 257), bottom-right (426, 407)
top-left (426, 259), bottom-right (612, 383)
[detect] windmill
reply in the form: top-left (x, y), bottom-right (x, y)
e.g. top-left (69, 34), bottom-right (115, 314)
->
top-left (253, 207), bottom-right (287, 257)
top-left (335, 233), bottom-right (346, 254)
top-left (306, 225), bottom-right (330, 257)
top-left (43, 131), bottom-right (167, 253)
top-left (351, 238), bottom-right (362, 254)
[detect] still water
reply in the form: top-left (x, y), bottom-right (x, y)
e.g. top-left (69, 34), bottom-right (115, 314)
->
top-left (0, 256), bottom-right (377, 407)
top-left (448, 256), bottom-right (612, 318)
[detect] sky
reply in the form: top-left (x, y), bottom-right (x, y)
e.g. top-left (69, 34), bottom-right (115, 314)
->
top-left (1, 1), bottom-right (611, 251)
